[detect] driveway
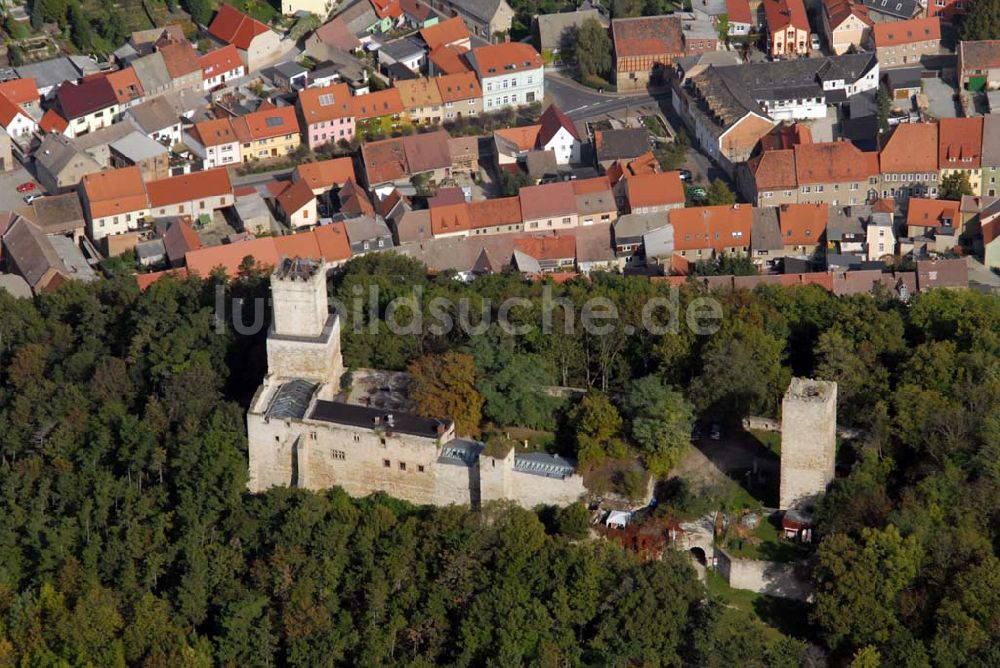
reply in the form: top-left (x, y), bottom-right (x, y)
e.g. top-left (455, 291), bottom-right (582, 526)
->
top-left (921, 77), bottom-right (961, 119)
top-left (0, 165), bottom-right (37, 212)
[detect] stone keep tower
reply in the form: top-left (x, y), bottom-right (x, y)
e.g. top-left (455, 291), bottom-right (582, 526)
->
top-left (779, 377), bottom-right (837, 510)
top-left (266, 257), bottom-right (344, 390)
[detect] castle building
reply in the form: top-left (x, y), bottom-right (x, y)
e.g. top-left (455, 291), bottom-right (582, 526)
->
top-left (247, 258), bottom-right (586, 507)
top-left (778, 377), bottom-right (838, 510)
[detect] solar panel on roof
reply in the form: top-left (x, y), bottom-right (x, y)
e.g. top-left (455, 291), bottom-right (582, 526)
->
top-left (265, 116), bottom-right (284, 127)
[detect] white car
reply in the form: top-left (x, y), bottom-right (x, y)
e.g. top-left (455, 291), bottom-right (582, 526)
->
top-left (22, 193), bottom-right (41, 204)
top-left (810, 34), bottom-right (821, 51)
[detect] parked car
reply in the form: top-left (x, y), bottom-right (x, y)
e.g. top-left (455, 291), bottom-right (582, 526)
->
top-left (709, 424), bottom-right (721, 441)
top-left (16, 182), bottom-right (35, 193)
top-left (678, 169), bottom-right (693, 182)
top-left (22, 194), bottom-right (41, 204)
top-left (687, 186), bottom-right (707, 201)
top-left (810, 34), bottom-right (820, 50)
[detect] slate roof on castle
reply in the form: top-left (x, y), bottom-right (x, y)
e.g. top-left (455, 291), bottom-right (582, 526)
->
top-left (311, 401), bottom-right (453, 438)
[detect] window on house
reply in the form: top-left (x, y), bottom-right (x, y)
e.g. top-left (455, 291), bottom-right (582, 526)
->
top-left (418, 465), bottom-right (425, 473)
top-left (383, 459), bottom-right (390, 468)
top-left (332, 450), bottom-right (345, 460)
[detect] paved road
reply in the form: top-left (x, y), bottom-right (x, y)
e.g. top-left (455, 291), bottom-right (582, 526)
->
top-left (544, 72), bottom-right (666, 120)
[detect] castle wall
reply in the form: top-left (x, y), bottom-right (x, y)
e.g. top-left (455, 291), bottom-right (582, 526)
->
top-left (505, 470), bottom-right (587, 508)
top-left (434, 462), bottom-right (478, 506)
top-left (266, 317), bottom-right (344, 384)
top-left (715, 548), bottom-right (812, 601)
top-left (779, 378), bottom-right (838, 510)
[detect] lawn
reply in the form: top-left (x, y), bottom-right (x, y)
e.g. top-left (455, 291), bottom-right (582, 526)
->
top-left (723, 512), bottom-right (811, 562)
top-left (750, 429), bottom-right (782, 456)
top-left (642, 115), bottom-right (667, 137)
top-left (705, 569), bottom-right (814, 640)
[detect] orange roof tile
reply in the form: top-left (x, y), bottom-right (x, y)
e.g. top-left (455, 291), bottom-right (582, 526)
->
top-left (420, 16), bottom-right (470, 50)
top-left (295, 157), bottom-right (356, 192)
top-left (435, 71), bottom-right (481, 103)
top-left (396, 77), bottom-right (443, 108)
top-left (468, 197), bottom-right (522, 228)
top-left (514, 234), bottom-right (576, 261)
top-left (625, 172), bottom-right (685, 209)
top-left (0, 77), bottom-right (39, 106)
top-left (199, 44), bottom-right (243, 81)
top-left (749, 149), bottom-right (797, 189)
top-left (298, 83), bottom-right (354, 125)
top-left (314, 222), bottom-right (352, 261)
top-left (146, 168), bottom-right (232, 208)
top-left (519, 181), bottom-right (577, 220)
top-left (430, 201), bottom-right (471, 235)
top-left (361, 136), bottom-right (408, 185)
top-left (879, 123), bottom-right (937, 173)
top-left (794, 141), bottom-right (879, 184)
top-left (495, 124), bottom-right (542, 151)
top-left (778, 203), bottom-right (827, 246)
top-left (428, 44), bottom-right (472, 75)
top-left (39, 109), bottom-right (68, 134)
top-left (938, 117), bottom-right (983, 169)
top-left (670, 204), bottom-right (753, 253)
top-left (572, 176), bottom-right (613, 195)
top-left (232, 105), bottom-right (300, 142)
top-left (352, 88), bottom-right (404, 119)
top-left (906, 197), bottom-right (959, 229)
top-left (190, 117), bottom-right (238, 148)
top-left (726, 0), bottom-right (752, 23)
top-left (104, 67), bottom-right (144, 105)
top-left (763, 0), bottom-right (809, 33)
top-left (82, 166), bottom-right (148, 219)
top-left (158, 40), bottom-right (202, 79)
top-left (371, 0), bottom-right (402, 19)
top-left (208, 4), bottom-right (271, 51)
top-left (823, 0), bottom-right (871, 29)
top-left (873, 16), bottom-right (940, 48)
top-left (277, 178), bottom-right (315, 215)
top-left (612, 16), bottom-right (683, 58)
top-left (470, 42), bottom-right (542, 77)
top-left (136, 267), bottom-right (189, 290)
top-left (0, 95), bottom-right (29, 128)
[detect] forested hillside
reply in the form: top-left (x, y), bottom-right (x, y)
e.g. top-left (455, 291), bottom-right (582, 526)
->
top-left (0, 255), bottom-right (997, 665)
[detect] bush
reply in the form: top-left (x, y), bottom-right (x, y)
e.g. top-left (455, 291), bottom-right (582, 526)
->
top-left (578, 74), bottom-right (614, 92)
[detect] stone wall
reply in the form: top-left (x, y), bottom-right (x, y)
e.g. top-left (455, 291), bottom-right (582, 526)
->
top-left (714, 548), bottom-right (812, 601)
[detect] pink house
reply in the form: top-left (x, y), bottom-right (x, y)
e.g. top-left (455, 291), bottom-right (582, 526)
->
top-left (297, 82), bottom-right (355, 150)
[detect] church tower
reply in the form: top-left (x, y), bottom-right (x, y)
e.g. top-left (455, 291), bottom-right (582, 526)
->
top-left (266, 257), bottom-right (344, 390)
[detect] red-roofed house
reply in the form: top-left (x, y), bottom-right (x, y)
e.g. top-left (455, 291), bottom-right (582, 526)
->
top-left (469, 197), bottom-right (523, 235)
top-left (145, 168), bottom-right (233, 218)
top-left (104, 67), bottom-right (145, 111)
top-left (820, 0), bottom-right (871, 55)
top-left (0, 95), bottom-right (36, 141)
top-left (0, 78), bottom-right (40, 114)
top-left (537, 104), bottom-right (580, 164)
top-left (670, 204), bottom-right (753, 260)
top-left (293, 157), bottom-right (356, 195)
top-left (726, 0), bottom-right (752, 36)
top-left (427, 44), bottom-right (472, 76)
top-left (763, 0), bottom-right (809, 58)
top-left (513, 234), bottom-right (576, 272)
top-left (794, 141), bottom-right (880, 205)
top-left (621, 172), bottom-right (685, 214)
top-left (435, 71), bottom-right (482, 121)
top-left (906, 197), bottom-right (959, 236)
top-left (276, 179), bottom-right (316, 228)
top-left (297, 83), bottom-right (356, 150)
top-left (519, 181), bottom-right (578, 230)
top-left (232, 104), bottom-right (302, 160)
top-left (872, 17), bottom-right (941, 69)
top-left (186, 117), bottom-right (242, 168)
top-left (938, 117), bottom-right (983, 193)
top-left (430, 200), bottom-right (471, 238)
top-left (612, 15), bottom-right (683, 91)
top-left (39, 109), bottom-right (69, 135)
top-left (208, 4), bottom-right (283, 71)
top-left (80, 166), bottom-right (149, 240)
top-left (200, 44), bottom-right (246, 91)
top-left (420, 16), bottom-right (471, 50)
top-left (877, 122), bottom-right (939, 202)
top-left (466, 42), bottom-right (543, 111)
top-left (778, 202), bottom-right (827, 256)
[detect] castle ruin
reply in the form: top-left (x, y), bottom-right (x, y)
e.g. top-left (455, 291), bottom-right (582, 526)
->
top-left (778, 377), bottom-right (838, 511)
top-left (247, 258), bottom-right (587, 507)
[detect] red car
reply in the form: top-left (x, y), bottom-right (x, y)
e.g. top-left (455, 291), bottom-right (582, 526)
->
top-left (16, 182), bottom-right (35, 193)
